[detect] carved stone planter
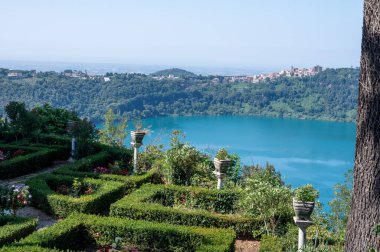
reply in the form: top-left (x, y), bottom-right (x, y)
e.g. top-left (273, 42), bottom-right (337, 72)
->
top-left (131, 131), bottom-right (146, 144)
top-left (213, 158), bottom-right (231, 174)
top-left (293, 199), bottom-right (315, 220)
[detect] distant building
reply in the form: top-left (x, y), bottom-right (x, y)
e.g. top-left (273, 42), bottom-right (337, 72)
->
top-left (104, 77), bottom-right (111, 82)
top-left (7, 71), bottom-right (23, 78)
top-left (312, 65), bottom-right (323, 73)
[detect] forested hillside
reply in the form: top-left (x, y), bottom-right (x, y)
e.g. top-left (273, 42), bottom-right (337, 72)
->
top-left (0, 68), bottom-right (359, 122)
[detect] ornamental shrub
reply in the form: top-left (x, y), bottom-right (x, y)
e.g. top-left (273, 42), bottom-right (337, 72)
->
top-left (26, 174), bottom-right (125, 218)
top-left (1, 214), bottom-right (236, 252)
top-left (110, 184), bottom-right (260, 238)
top-left (0, 215), bottom-right (37, 247)
top-left (293, 184), bottom-right (319, 202)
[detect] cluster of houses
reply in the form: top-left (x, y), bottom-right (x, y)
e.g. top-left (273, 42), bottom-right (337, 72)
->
top-left (218, 65), bottom-right (323, 84)
top-left (1, 65), bottom-right (324, 85)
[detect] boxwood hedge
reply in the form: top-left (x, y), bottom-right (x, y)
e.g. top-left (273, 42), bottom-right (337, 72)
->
top-left (53, 150), bottom-right (160, 193)
top-left (1, 214), bottom-right (236, 252)
top-left (26, 174), bottom-right (125, 218)
top-left (0, 144), bottom-right (59, 179)
top-left (110, 184), bottom-right (262, 238)
top-left (0, 215), bottom-right (37, 247)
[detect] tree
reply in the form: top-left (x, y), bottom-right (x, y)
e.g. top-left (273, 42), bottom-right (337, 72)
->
top-left (5, 101), bottom-right (39, 140)
top-left (99, 108), bottom-right (128, 147)
top-left (345, 1), bottom-right (380, 250)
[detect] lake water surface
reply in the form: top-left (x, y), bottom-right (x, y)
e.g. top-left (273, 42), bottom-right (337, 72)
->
top-left (118, 116), bottom-right (355, 208)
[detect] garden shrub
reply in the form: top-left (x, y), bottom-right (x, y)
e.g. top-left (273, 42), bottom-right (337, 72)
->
top-left (259, 234), bottom-right (285, 252)
top-left (0, 215), bottom-right (37, 247)
top-left (0, 145), bottom-right (59, 179)
top-left (1, 214), bottom-right (236, 252)
top-left (110, 184), bottom-right (261, 238)
top-left (26, 174), bottom-right (125, 218)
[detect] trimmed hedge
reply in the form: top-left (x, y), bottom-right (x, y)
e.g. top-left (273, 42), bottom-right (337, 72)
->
top-left (26, 174), bottom-right (125, 218)
top-left (1, 214), bottom-right (236, 252)
top-left (0, 144), bottom-right (59, 179)
top-left (110, 184), bottom-right (262, 238)
top-left (0, 215), bottom-right (37, 247)
top-left (53, 150), bottom-right (159, 193)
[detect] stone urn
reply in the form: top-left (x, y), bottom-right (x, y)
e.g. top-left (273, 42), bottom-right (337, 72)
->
top-left (131, 131), bottom-right (145, 144)
top-left (213, 158), bottom-right (231, 174)
top-left (293, 198), bottom-right (315, 220)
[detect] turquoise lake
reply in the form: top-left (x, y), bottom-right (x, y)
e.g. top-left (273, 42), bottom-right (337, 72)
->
top-left (112, 116), bottom-right (356, 208)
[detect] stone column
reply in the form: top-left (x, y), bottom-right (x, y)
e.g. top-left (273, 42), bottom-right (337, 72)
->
top-left (293, 217), bottom-right (313, 251)
top-left (213, 171), bottom-right (226, 190)
top-left (68, 137), bottom-right (76, 162)
top-left (131, 142), bottom-right (142, 174)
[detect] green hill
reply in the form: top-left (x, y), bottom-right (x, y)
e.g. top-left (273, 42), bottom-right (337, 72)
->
top-left (151, 68), bottom-right (197, 77)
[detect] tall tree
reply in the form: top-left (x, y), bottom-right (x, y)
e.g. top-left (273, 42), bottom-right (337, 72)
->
top-left (345, 1), bottom-right (380, 250)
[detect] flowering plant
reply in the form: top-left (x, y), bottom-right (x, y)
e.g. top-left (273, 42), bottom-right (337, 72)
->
top-left (94, 166), bottom-right (112, 174)
top-left (12, 149), bottom-right (26, 158)
top-left (0, 185), bottom-right (31, 215)
top-left (0, 150), bottom-right (7, 161)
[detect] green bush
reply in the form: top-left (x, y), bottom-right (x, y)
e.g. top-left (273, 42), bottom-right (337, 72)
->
top-left (239, 163), bottom-right (293, 237)
top-left (259, 234), bottom-right (285, 252)
top-left (110, 184), bottom-right (261, 238)
top-left (1, 214), bottom-right (235, 252)
top-left (0, 215), bottom-right (37, 247)
top-left (0, 144), bottom-right (59, 179)
top-left (294, 184), bottom-right (319, 202)
top-left (26, 174), bottom-right (125, 218)
top-left (53, 150), bottom-right (158, 193)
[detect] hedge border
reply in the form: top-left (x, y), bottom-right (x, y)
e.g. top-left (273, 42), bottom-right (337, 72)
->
top-left (0, 144), bottom-right (59, 179)
top-left (2, 214), bottom-right (235, 252)
top-left (0, 215), bottom-right (37, 247)
top-left (26, 174), bottom-right (125, 218)
top-left (53, 150), bottom-right (160, 193)
top-left (110, 184), bottom-right (262, 238)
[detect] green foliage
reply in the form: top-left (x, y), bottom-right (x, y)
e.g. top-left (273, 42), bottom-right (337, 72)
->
top-left (32, 104), bottom-right (79, 135)
top-left (2, 214), bottom-right (235, 252)
top-left (259, 234), bottom-right (285, 252)
top-left (328, 169), bottom-right (352, 241)
top-left (138, 144), bottom-right (165, 172)
top-left (294, 184), bottom-right (319, 202)
top-left (0, 216), bottom-right (37, 247)
top-left (0, 68), bottom-right (359, 122)
top-left (239, 164), bottom-right (292, 236)
top-left (5, 101), bottom-right (40, 141)
top-left (215, 148), bottom-right (229, 160)
top-left (160, 130), bottom-right (212, 186)
top-left (26, 174), bottom-right (125, 218)
top-left (110, 183), bottom-right (260, 238)
top-left (99, 108), bottom-right (128, 147)
top-left (0, 145), bottom-right (59, 179)
top-left (71, 118), bottom-right (97, 159)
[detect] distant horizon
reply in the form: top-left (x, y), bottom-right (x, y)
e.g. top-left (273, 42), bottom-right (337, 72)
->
top-left (0, 59), bottom-right (360, 76)
top-left (0, 1), bottom-right (363, 69)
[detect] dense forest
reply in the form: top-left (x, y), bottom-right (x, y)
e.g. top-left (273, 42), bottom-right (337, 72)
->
top-left (0, 68), bottom-right (359, 122)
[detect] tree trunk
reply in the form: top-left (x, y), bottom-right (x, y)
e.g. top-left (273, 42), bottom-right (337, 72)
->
top-left (345, 1), bottom-right (380, 251)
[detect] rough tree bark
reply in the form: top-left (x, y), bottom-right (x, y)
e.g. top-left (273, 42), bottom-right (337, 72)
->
top-left (345, 0), bottom-right (380, 251)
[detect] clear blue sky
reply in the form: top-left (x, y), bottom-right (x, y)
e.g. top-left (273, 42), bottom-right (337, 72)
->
top-left (0, 0), bottom-right (363, 70)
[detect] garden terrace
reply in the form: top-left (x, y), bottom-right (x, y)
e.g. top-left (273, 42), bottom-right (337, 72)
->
top-left (53, 150), bottom-right (160, 192)
top-left (110, 184), bottom-right (262, 238)
top-left (26, 174), bottom-right (125, 218)
top-left (0, 215), bottom-right (37, 247)
top-left (1, 214), bottom-right (236, 252)
top-left (0, 144), bottom-right (63, 179)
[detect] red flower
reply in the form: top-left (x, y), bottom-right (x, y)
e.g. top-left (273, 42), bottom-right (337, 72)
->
top-left (12, 149), bottom-right (25, 158)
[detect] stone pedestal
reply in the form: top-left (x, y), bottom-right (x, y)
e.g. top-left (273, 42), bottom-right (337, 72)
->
top-left (131, 142), bottom-right (142, 174)
top-left (213, 171), bottom-right (226, 190)
top-left (68, 137), bottom-right (77, 162)
top-left (293, 217), bottom-right (313, 251)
